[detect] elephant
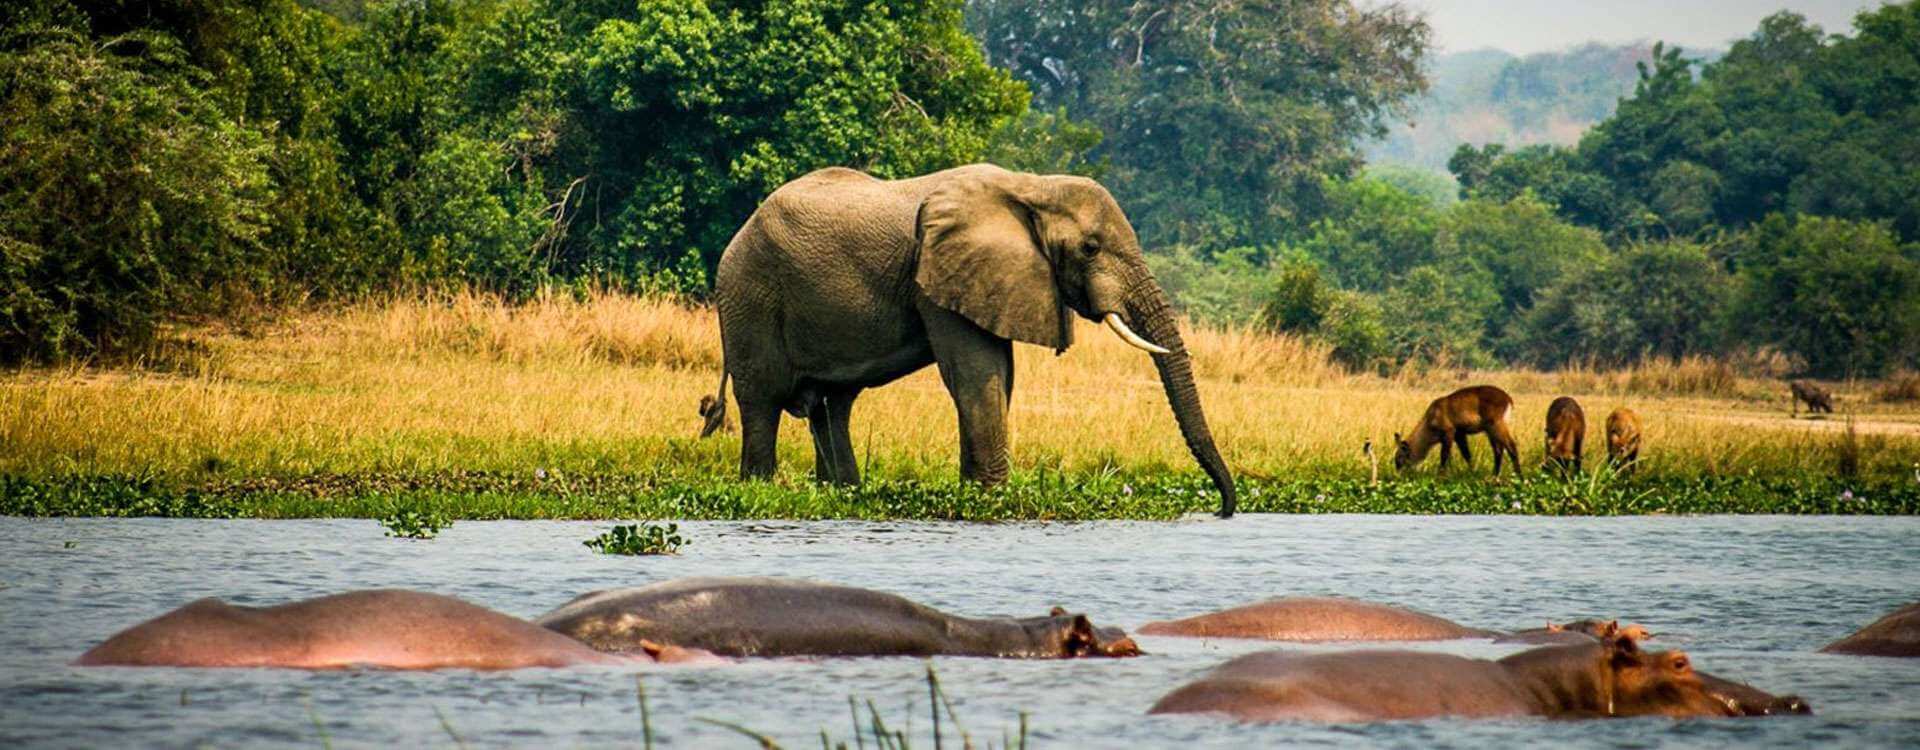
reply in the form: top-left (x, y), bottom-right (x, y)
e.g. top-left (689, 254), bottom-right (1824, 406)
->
top-left (1147, 636), bottom-right (1805, 722)
top-left (74, 589), bottom-right (718, 669)
top-left (534, 576), bottom-right (1140, 659)
top-left (710, 164), bottom-right (1237, 516)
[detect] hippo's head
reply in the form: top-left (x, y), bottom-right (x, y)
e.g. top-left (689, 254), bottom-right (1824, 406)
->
top-left (1553, 618), bottom-right (1654, 642)
top-left (1042, 607), bottom-right (1140, 658)
top-left (1605, 637), bottom-right (1743, 718)
top-left (1698, 672), bottom-right (1813, 716)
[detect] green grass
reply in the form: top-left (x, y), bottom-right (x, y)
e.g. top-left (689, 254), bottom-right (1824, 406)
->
top-left (3, 468), bottom-right (1914, 520)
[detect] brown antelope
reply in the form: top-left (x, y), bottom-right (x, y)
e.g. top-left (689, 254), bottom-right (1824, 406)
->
top-left (1544, 396), bottom-right (1585, 474)
top-left (1394, 385), bottom-right (1521, 476)
top-left (1789, 380), bottom-right (1834, 416)
top-left (1605, 407), bottom-right (1642, 474)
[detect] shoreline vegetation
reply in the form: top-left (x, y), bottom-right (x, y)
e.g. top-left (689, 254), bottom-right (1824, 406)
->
top-left (4, 292), bottom-right (1916, 520)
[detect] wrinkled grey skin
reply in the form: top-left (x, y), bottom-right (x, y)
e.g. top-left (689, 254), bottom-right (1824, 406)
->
top-left (713, 164), bottom-right (1236, 516)
top-left (534, 577), bottom-right (1140, 659)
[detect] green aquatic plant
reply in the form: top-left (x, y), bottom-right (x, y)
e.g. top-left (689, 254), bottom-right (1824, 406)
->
top-left (378, 508), bottom-right (449, 539)
top-left (695, 663), bottom-right (1029, 750)
top-left (584, 523), bottom-right (685, 555)
top-left (3, 470), bottom-right (1917, 520)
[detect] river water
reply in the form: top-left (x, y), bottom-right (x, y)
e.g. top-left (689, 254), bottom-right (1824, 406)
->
top-left (1, 515), bottom-right (1916, 748)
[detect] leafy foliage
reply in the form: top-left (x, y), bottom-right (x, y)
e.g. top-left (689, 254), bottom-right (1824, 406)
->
top-left (969, 0), bottom-right (1431, 249)
top-left (584, 522), bottom-right (686, 555)
top-left (1, 23), bottom-right (274, 361)
top-left (379, 507), bottom-right (451, 538)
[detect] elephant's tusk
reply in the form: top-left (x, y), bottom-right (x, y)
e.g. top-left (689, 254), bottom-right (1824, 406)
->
top-left (1104, 313), bottom-right (1171, 355)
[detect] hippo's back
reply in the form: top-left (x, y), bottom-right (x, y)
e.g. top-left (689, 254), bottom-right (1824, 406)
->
top-left (1820, 603), bottom-right (1920, 657)
top-left (1149, 650), bottom-right (1531, 721)
top-left (535, 577), bottom-right (953, 657)
top-left (1139, 596), bottom-right (1495, 641)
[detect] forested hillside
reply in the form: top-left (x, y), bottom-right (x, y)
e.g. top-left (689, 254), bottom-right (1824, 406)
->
top-left (3, 0), bottom-right (1916, 378)
top-left (1364, 42), bottom-right (1720, 171)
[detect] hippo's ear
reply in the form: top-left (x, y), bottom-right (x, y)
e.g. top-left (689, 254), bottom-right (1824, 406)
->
top-left (1545, 621), bottom-right (1563, 632)
top-left (1600, 620), bottom-right (1621, 638)
top-left (1061, 615), bottom-right (1097, 657)
top-left (1605, 634), bottom-right (1641, 666)
top-left (1049, 606), bottom-right (1068, 617)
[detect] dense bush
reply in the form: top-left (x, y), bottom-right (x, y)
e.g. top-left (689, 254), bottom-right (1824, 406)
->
top-left (0, 25), bottom-right (274, 361)
top-left (1731, 215), bottom-right (1920, 376)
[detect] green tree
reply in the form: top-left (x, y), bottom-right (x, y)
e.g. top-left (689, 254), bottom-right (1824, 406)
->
top-left (1378, 262), bottom-right (1501, 367)
top-left (1147, 245), bottom-right (1272, 326)
top-left (1732, 215), bottom-right (1920, 375)
top-left (969, 0), bottom-right (1430, 249)
top-left (1294, 176), bottom-right (1441, 291)
top-left (0, 26), bottom-right (273, 360)
top-left (1435, 195), bottom-right (1607, 352)
top-left (1515, 241), bottom-right (1732, 366)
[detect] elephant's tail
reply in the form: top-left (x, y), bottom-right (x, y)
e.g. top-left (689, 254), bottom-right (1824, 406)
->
top-left (698, 369), bottom-right (730, 438)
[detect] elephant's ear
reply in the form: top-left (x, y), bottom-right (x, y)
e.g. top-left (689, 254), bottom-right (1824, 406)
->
top-left (915, 171), bottom-right (1072, 352)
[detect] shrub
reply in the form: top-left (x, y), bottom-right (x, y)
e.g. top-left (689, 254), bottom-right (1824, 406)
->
top-left (379, 508), bottom-right (450, 539)
top-left (584, 522), bottom-right (685, 555)
top-left (0, 27), bottom-right (274, 361)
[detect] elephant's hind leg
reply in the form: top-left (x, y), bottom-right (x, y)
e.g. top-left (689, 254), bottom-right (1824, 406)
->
top-left (808, 387), bottom-right (863, 485)
top-left (738, 401), bottom-right (781, 480)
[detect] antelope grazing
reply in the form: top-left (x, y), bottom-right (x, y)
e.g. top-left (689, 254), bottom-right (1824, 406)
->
top-left (1606, 407), bottom-right (1642, 474)
top-left (1394, 385), bottom-right (1521, 477)
top-left (1544, 396), bottom-right (1585, 475)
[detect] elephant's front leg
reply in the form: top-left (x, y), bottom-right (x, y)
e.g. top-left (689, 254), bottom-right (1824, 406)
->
top-left (921, 304), bottom-right (1014, 485)
top-left (808, 387), bottom-right (863, 485)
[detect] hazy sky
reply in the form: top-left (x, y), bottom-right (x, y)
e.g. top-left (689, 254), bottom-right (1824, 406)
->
top-left (1409, 0), bottom-right (1882, 55)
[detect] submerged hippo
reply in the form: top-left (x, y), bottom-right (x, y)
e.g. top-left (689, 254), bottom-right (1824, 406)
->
top-left (535, 577), bottom-right (1140, 658)
top-left (1820, 602), bottom-right (1920, 657)
top-left (1149, 636), bottom-right (1802, 722)
top-left (1495, 619), bottom-right (1654, 645)
top-left (76, 589), bottom-right (716, 670)
top-left (1137, 597), bottom-right (1497, 641)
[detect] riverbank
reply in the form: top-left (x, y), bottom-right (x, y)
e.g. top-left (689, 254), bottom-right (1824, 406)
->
top-left (4, 471), bottom-right (1915, 520)
top-left (4, 292), bottom-right (1917, 519)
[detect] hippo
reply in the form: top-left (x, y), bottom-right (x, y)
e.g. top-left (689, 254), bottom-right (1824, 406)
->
top-left (1820, 602), bottom-right (1920, 657)
top-left (1137, 597), bottom-right (1498, 641)
top-left (534, 577), bottom-right (1139, 658)
top-left (1148, 636), bottom-right (1802, 722)
top-left (76, 589), bottom-right (716, 669)
top-left (1495, 619), bottom-right (1654, 646)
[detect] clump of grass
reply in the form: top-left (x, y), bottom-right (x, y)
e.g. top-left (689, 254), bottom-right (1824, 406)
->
top-left (697, 663), bottom-right (1029, 750)
top-left (379, 508), bottom-right (450, 539)
top-left (1876, 371), bottom-right (1920, 403)
top-left (584, 522), bottom-right (685, 555)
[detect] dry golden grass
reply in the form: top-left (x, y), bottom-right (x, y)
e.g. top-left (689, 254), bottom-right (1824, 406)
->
top-left (3, 291), bottom-right (1916, 482)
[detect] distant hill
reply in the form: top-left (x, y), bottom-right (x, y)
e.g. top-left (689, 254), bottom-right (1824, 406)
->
top-left (1366, 42), bottom-right (1720, 170)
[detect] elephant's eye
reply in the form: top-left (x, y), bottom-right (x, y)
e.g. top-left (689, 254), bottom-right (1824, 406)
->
top-left (1080, 238), bottom-right (1101, 257)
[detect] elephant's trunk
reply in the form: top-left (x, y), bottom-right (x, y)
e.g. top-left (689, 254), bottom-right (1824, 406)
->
top-left (1124, 271), bottom-right (1237, 518)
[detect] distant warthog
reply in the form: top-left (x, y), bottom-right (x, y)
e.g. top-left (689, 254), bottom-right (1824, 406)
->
top-left (698, 372), bottom-right (731, 438)
top-left (1789, 380), bottom-right (1834, 417)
